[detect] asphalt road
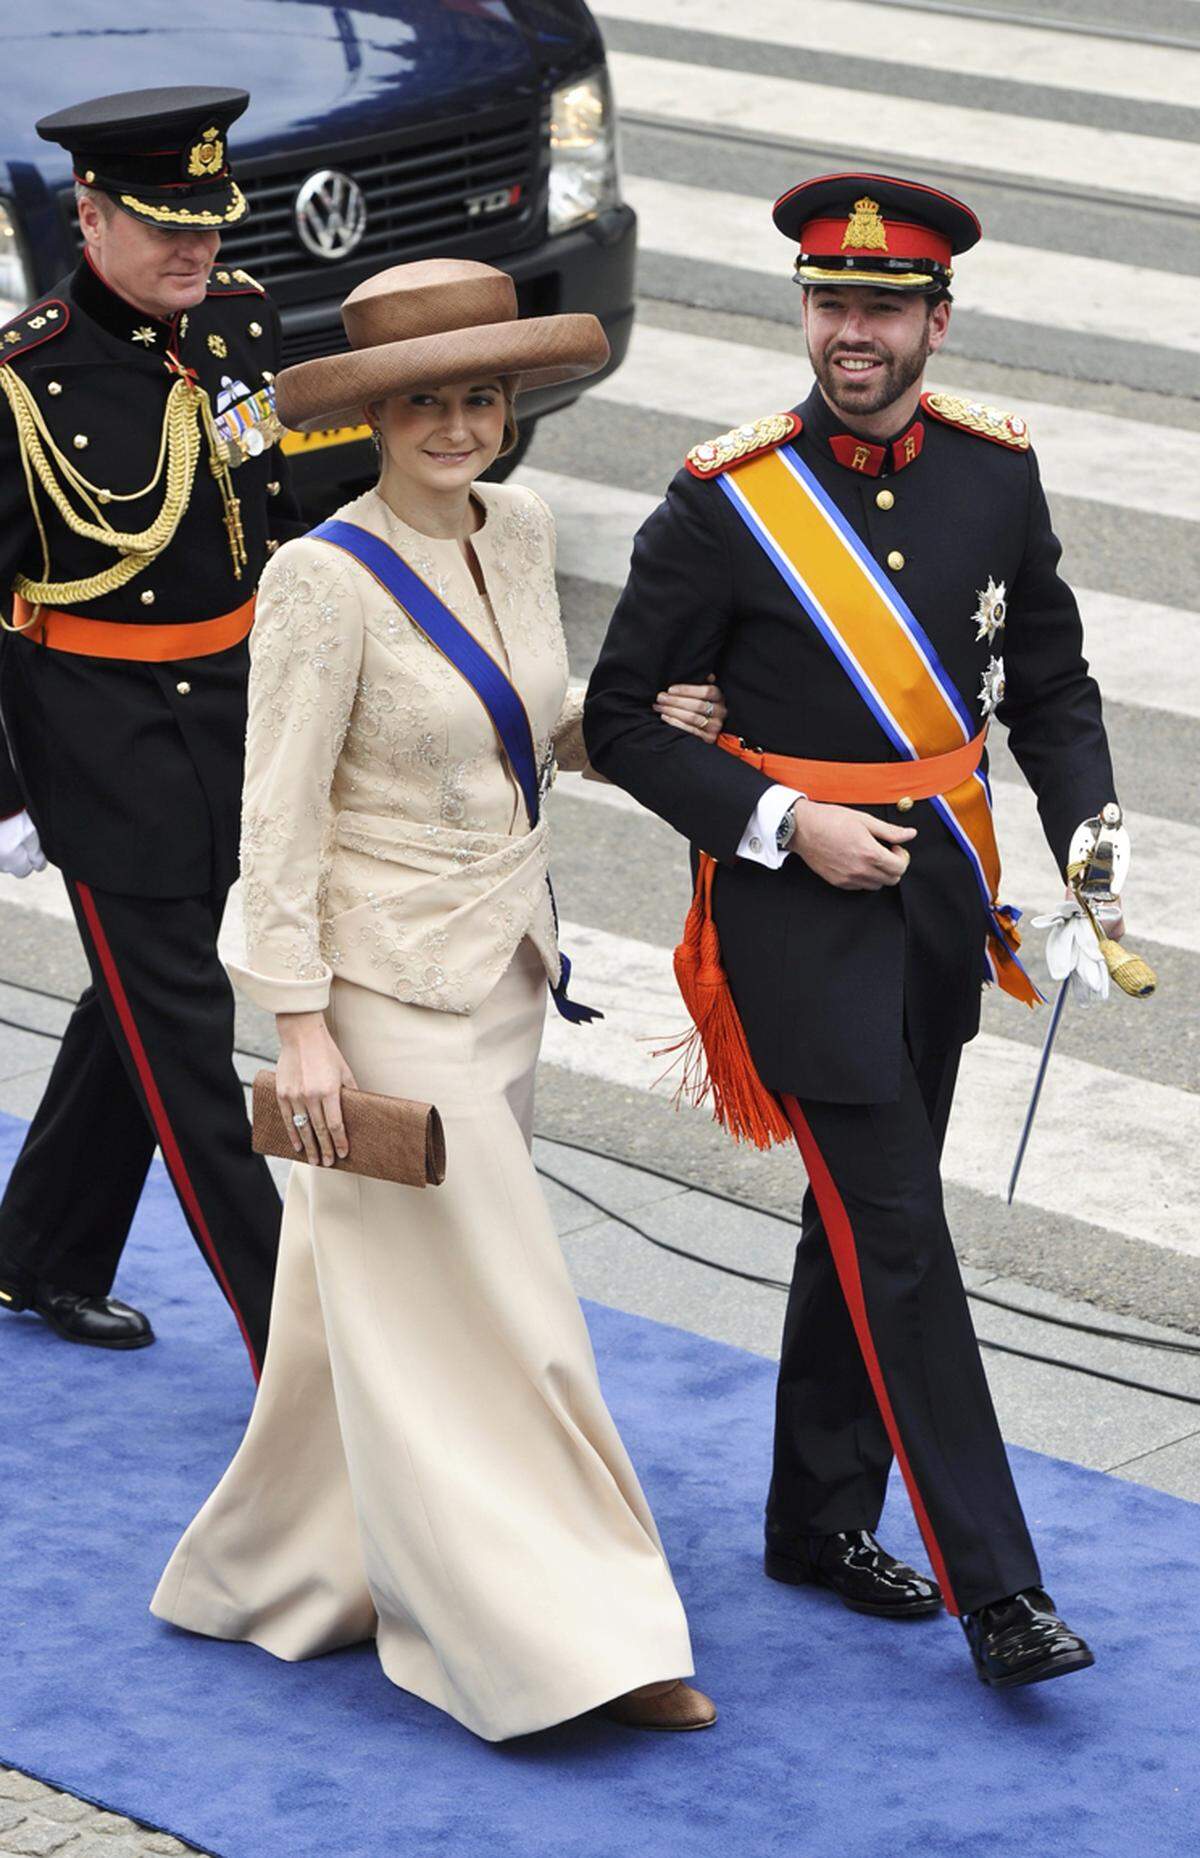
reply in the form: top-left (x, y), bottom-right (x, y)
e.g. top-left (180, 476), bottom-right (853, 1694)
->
top-left (531, 0), bottom-right (1200, 1330)
top-left (0, 0), bottom-right (1195, 1347)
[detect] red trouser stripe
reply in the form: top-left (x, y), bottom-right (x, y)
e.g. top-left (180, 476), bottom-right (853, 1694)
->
top-left (780, 1093), bottom-right (960, 1616)
top-left (74, 882), bottom-right (261, 1382)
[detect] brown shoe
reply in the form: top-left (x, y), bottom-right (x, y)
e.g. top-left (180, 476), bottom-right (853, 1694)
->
top-left (602, 1679), bottom-right (717, 1731)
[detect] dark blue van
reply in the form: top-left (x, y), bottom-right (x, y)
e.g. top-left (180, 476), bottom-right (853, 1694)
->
top-left (0, 0), bottom-right (635, 494)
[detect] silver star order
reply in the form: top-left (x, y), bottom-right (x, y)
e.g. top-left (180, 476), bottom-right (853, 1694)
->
top-left (979, 655), bottom-right (1006, 717)
top-left (131, 325), bottom-right (157, 346)
top-left (974, 575), bottom-right (1007, 643)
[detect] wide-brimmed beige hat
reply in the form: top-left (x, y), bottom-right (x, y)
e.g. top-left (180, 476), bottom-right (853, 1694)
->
top-left (275, 259), bottom-right (611, 433)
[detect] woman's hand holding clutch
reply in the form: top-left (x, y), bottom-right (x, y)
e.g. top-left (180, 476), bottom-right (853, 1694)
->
top-left (275, 1013), bottom-right (360, 1166)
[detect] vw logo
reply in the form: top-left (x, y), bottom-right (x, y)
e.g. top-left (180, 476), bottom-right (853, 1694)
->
top-left (294, 170), bottom-right (368, 261)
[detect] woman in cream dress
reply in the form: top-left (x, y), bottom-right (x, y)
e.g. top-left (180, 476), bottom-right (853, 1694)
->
top-left (151, 262), bottom-right (722, 1741)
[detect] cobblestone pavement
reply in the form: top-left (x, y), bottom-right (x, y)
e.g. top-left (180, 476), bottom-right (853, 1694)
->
top-left (0, 1773), bottom-right (210, 1858)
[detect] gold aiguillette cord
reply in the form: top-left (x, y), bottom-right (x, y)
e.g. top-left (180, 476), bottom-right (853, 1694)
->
top-left (1066, 864), bottom-right (1157, 999)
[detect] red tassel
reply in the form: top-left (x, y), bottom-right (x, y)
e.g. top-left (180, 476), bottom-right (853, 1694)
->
top-left (659, 854), bottom-right (792, 1150)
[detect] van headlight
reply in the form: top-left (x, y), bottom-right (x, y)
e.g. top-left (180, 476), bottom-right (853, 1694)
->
top-left (0, 202), bottom-right (34, 321)
top-left (548, 69), bottom-right (620, 235)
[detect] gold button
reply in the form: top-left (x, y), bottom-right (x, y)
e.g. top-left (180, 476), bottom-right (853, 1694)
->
top-left (73, 433), bottom-right (88, 450)
top-left (897, 796), bottom-right (914, 813)
top-left (266, 480), bottom-right (280, 497)
top-left (262, 369), bottom-right (275, 382)
top-left (84, 170), bottom-right (95, 185)
top-left (140, 589), bottom-right (156, 606)
top-left (47, 381), bottom-right (62, 396)
top-left (176, 681), bottom-right (191, 696)
top-left (875, 488), bottom-right (894, 510)
top-left (887, 549), bottom-right (905, 570)
top-left (248, 320), bottom-right (263, 338)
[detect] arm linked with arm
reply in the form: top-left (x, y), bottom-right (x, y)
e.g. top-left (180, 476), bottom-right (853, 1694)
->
top-left (583, 469), bottom-right (773, 859)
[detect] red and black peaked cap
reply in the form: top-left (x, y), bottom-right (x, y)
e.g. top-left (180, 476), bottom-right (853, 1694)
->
top-left (773, 172), bottom-right (981, 293)
top-left (36, 86), bottom-right (250, 231)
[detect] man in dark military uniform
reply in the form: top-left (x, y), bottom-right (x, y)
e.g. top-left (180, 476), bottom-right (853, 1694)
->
top-left (586, 173), bottom-right (1123, 1689)
top-left (0, 87), bottom-right (303, 1379)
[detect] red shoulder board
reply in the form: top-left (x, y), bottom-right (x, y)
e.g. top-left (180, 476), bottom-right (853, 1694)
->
top-left (0, 300), bottom-right (70, 367)
top-left (685, 411), bottom-right (802, 479)
top-left (207, 266), bottom-right (266, 297)
top-left (921, 391), bottom-right (1030, 451)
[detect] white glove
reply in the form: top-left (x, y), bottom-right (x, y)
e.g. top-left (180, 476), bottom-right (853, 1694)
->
top-left (1032, 901), bottom-right (1108, 1003)
top-left (0, 809), bottom-right (47, 879)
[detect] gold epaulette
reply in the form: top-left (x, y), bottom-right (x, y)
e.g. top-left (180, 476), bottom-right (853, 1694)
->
top-left (685, 411), bottom-right (802, 479)
top-left (921, 391), bottom-right (1030, 451)
top-left (207, 267), bottom-right (265, 296)
top-left (0, 300), bottom-right (69, 367)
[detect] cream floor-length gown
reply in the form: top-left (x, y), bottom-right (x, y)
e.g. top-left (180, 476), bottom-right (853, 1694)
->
top-left (150, 483), bottom-right (694, 1741)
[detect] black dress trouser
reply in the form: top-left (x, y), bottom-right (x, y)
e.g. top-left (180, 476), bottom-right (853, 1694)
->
top-left (0, 879), bottom-right (280, 1379)
top-left (766, 1043), bottom-right (1042, 1617)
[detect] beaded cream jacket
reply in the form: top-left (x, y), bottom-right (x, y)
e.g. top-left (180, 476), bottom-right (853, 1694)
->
top-left (229, 481), bottom-right (586, 1018)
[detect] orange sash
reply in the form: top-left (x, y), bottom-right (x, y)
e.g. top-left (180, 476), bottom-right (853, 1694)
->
top-left (669, 441), bottom-right (1039, 1150)
top-left (13, 593), bottom-right (256, 662)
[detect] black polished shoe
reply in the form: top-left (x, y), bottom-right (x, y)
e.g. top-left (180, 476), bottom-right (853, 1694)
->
top-left (963, 1588), bottom-right (1095, 1689)
top-left (765, 1527), bottom-right (943, 1617)
top-left (30, 1286), bottom-right (155, 1350)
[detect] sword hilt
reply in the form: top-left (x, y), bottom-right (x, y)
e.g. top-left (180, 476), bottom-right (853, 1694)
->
top-left (1066, 864), bottom-right (1157, 999)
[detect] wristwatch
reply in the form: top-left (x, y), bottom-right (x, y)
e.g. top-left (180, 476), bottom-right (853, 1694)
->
top-left (775, 806), bottom-right (797, 853)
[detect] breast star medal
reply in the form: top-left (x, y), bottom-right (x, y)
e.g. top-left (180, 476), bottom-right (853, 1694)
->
top-left (979, 655), bottom-right (1006, 717)
top-left (974, 576), bottom-right (1007, 643)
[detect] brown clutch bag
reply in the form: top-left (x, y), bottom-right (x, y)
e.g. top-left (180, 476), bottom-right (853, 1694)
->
top-left (251, 1070), bottom-right (446, 1187)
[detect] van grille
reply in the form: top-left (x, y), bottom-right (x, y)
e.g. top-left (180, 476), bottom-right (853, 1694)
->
top-left (66, 106), bottom-right (540, 291)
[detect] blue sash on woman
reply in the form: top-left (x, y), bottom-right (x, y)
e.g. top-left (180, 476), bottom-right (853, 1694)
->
top-left (311, 518), bottom-right (600, 1025)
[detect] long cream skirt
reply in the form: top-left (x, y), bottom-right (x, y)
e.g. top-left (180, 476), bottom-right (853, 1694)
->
top-left (151, 939), bottom-right (694, 1741)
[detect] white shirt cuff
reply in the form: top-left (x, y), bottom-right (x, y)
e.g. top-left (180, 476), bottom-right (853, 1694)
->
top-left (737, 784), bottom-right (804, 869)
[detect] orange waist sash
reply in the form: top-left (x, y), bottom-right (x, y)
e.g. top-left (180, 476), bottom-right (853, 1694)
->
top-left (13, 593), bottom-right (256, 662)
top-left (718, 729), bottom-right (986, 804)
top-left (667, 729), bottom-right (1007, 1154)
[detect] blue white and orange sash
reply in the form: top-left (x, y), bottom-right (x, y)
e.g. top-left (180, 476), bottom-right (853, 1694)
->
top-left (311, 518), bottom-right (599, 1024)
top-left (718, 443), bottom-right (1040, 1008)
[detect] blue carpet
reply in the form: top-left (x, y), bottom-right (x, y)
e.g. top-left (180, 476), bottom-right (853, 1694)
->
top-left (2, 1109), bottom-right (1197, 1858)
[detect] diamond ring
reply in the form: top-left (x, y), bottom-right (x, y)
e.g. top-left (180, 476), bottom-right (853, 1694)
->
top-left (292, 1112), bottom-right (310, 1129)
top-left (703, 700), bottom-right (715, 718)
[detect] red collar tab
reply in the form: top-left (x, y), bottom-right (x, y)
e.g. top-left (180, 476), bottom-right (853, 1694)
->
top-left (892, 420), bottom-right (924, 471)
top-left (828, 419), bottom-right (924, 477)
top-left (829, 433), bottom-right (885, 475)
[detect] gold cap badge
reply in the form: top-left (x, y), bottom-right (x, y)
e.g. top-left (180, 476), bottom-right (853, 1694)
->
top-left (842, 197), bottom-right (889, 252)
top-left (187, 127), bottom-right (225, 179)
